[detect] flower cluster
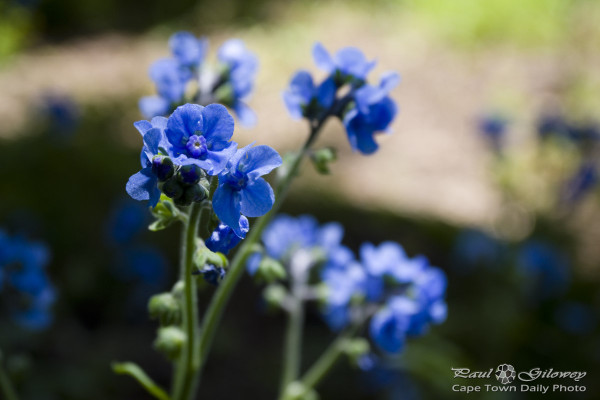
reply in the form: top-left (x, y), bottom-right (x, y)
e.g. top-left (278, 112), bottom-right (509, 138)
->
top-left (283, 43), bottom-right (399, 155)
top-left (249, 215), bottom-right (447, 356)
top-left (140, 32), bottom-right (258, 127)
top-left (126, 103), bottom-right (281, 240)
top-left (0, 231), bottom-right (55, 330)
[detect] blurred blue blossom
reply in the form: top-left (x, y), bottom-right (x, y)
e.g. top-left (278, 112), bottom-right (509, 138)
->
top-left (213, 144), bottom-right (282, 237)
top-left (40, 92), bottom-right (80, 138)
top-left (283, 71), bottom-right (336, 120)
top-left (139, 32), bottom-right (258, 126)
top-left (453, 229), bottom-right (504, 270)
top-left (0, 230), bottom-right (55, 330)
top-left (478, 114), bottom-right (507, 151)
top-left (554, 301), bottom-right (597, 335)
top-left (105, 199), bottom-right (149, 245)
top-left (313, 43), bottom-right (375, 83)
top-left (517, 241), bottom-right (570, 300)
top-left (562, 161), bottom-right (598, 205)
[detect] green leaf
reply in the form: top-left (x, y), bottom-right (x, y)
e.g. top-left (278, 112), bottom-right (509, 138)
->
top-left (112, 362), bottom-right (171, 400)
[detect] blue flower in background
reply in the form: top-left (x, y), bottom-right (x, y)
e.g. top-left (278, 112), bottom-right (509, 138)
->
top-left (554, 301), bottom-right (597, 335)
top-left (40, 92), bottom-right (80, 136)
top-left (169, 31), bottom-right (208, 68)
top-left (205, 216), bottom-right (249, 254)
top-left (213, 144), bottom-right (282, 237)
top-left (562, 161), bottom-right (598, 205)
top-left (139, 96), bottom-right (171, 119)
top-left (478, 114), bottom-right (507, 151)
top-left (105, 199), bottom-right (149, 245)
top-left (283, 71), bottom-right (336, 119)
top-left (126, 116), bottom-right (169, 207)
top-left (518, 241), bottom-right (570, 300)
top-left (343, 73), bottom-right (399, 154)
top-left (165, 103), bottom-right (237, 175)
top-left (0, 231), bottom-right (55, 330)
top-left (313, 42), bottom-right (376, 82)
top-left (453, 229), bottom-right (503, 270)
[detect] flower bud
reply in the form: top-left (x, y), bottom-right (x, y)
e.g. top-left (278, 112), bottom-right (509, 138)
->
top-left (342, 338), bottom-right (370, 364)
top-left (161, 177), bottom-right (184, 199)
top-left (151, 156), bottom-right (175, 181)
top-left (153, 326), bottom-right (186, 360)
top-left (310, 147), bottom-right (337, 175)
top-left (148, 292), bottom-right (181, 326)
top-left (178, 164), bottom-right (204, 185)
top-left (254, 257), bottom-right (287, 284)
top-left (174, 184), bottom-right (207, 206)
top-left (263, 284), bottom-right (288, 309)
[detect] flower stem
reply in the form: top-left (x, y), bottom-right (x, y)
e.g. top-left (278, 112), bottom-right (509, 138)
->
top-left (0, 351), bottom-right (18, 400)
top-left (171, 202), bottom-right (203, 400)
top-left (278, 289), bottom-right (305, 398)
top-left (195, 118), bottom-right (327, 385)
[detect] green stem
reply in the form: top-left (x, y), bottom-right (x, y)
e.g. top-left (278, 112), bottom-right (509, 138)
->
top-left (278, 293), bottom-right (304, 398)
top-left (0, 351), bottom-right (18, 400)
top-left (196, 119), bottom-right (326, 383)
top-left (298, 328), bottom-right (355, 394)
top-left (171, 203), bottom-right (203, 400)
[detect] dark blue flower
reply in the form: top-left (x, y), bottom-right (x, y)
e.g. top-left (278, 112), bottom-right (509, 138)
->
top-left (537, 114), bottom-right (569, 139)
top-left (126, 116), bottom-right (169, 207)
top-left (283, 71), bottom-right (336, 119)
top-left (562, 162), bottom-right (598, 205)
top-left (478, 114), bottom-right (507, 151)
top-left (105, 199), bottom-right (149, 245)
top-left (343, 73), bottom-right (399, 154)
top-left (198, 265), bottom-right (226, 286)
top-left (453, 229), bottom-right (504, 270)
top-left (164, 103), bottom-right (237, 175)
top-left (40, 92), bottom-right (80, 136)
top-left (213, 144), bottom-right (282, 236)
top-left (518, 241), bottom-right (570, 300)
top-left (205, 216), bottom-right (249, 254)
top-left (313, 42), bottom-right (376, 82)
top-left (169, 31), bottom-right (208, 68)
top-left (554, 301), bottom-right (597, 335)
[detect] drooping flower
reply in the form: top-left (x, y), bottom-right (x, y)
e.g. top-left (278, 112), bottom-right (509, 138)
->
top-left (213, 144), bottom-right (282, 236)
top-left (343, 73), bottom-right (399, 154)
top-left (126, 116), bottom-right (171, 207)
top-left (205, 216), bottom-right (249, 254)
top-left (312, 42), bottom-right (376, 82)
top-left (164, 103), bottom-right (237, 175)
top-left (283, 71), bottom-right (336, 120)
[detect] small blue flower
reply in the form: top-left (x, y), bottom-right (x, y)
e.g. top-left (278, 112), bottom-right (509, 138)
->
top-left (198, 265), bottom-right (226, 286)
top-left (149, 58), bottom-right (191, 104)
top-left (283, 71), bottom-right (336, 119)
top-left (126, 116), bottom-right (169, 207)
top-left (40, 92), bottom-right (80, 136)
top-left (478, 114), bottom-right (507, 151)
top-left (343, 73), bottom-right (399, 154)
top-left (313, 42), bottom-right (376, 82)
top-left (205, 216), bottom-right (249, 254)
top-left (169, 31), bottom-right (208, 68)
top-left (165, 103), bottom-right (237, 175)
top-left (213, 144), bottom-right (282, 236)
top-left (562, 162), bottom-right (597, 205)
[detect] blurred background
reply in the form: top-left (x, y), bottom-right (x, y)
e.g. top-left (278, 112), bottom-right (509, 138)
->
top-left (1, 0), bottom-right (600, 398)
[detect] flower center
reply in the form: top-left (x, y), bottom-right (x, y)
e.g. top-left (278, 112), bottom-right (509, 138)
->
top-left (228, 168), bottom-right (248, 190)
top-left (186, 134), bottom-right (208, 159)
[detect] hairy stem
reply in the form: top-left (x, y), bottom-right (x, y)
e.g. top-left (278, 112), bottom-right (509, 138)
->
top-left (0, 351), bottom-right (18, 400)
top-left (171, 203), bottom-right (203, 400)
top-left (278, 296), bottom-right (304, 398)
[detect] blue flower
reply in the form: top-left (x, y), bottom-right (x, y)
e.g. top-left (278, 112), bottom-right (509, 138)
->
top-left (198, 265), bottom-right (226, 286)
top-left (213, 144), bottom-right (282, 236)
top-left (0, 232), bottom-right (55, 330)
top-left (164, 103), bottom-right (237, 175)
top-left (169, 31), bottom-right (208, 68)
top-left (313, 42), bottom-right (376, 82)
top-left (105, 199), bottom-right (149, 245)
top-left (139, 96), bottom-right (171, 119)
top-left (149, 58), bottom-right (191, 103)
top-left (126, 116), bottom-right (169, 207)
top-left (562, 162), bottom-right (597, 205)
top-left (205, 216), bottom-right (249, 254)
top-left (518, 241), bottom-right (570, 300)
top-left (554, 301), bottom-right (597, 335)
top-left (453, 229), bottom-right (504, 270)
top-left (343, 73), bottom-right (399, 154)
top-left (217, 39), bottom-right (259, 127)
top-left (478, 114), bottom-right (507, 151)
top-left (369, 302), bottom-right (410, 354)
top-left (283, 71), bottom-right (336, 119)
top-left (321, 261), bottom-right (366, 330)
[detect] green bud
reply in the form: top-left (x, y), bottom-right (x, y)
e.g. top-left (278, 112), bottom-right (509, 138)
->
top-left (149, 195), bottom-right (181, 231)
top-left (342, 338), bottom-right (370, 364)
top-left (162, 177), bottom-right (184, 200)
top-left (310, 147), bottom-right (337, 175)
top-left (171, 281), bottom-right (185, 301)
top-left (254, 257), bottom-right (286, 283)
top-left (176, 184), bottom-right (207, 206)
top-left (148, 292), bottom-right (181, 326)
top-left (153, 326), bottom-right (186, 360)
top-left (263, 284), bottom-right (288, 309)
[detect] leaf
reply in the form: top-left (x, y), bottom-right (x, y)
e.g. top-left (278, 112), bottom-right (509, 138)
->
top-left (112, 361), bottom-right (171, 400)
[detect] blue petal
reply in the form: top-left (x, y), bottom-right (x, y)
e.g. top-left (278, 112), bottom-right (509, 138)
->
top-left (312, 42), bottom-right (334, 72)
top-left (335, 47), bottom-right (376, 79)
top-left (166, 104), bottom-right (204, 147)
top-left (240, 178), bottom-right (274, 217)
top-left (143, 128), bottom-right (162, 155)
top-left (200, 103), bottom-right (235, 145)
top-left (126, 168), bottom-right (160, 206)
top-left (233, 101), bottom-right (257, 127)
top-left (239, 145), bottom-right (282, 179)
top-left (213, 183), bottom-right (243, 235)
top-left (134, 119), bottom-right (153, 136)
top-left (283, 91), bottom-right (303, 119)
top-left (289, 71), bottom-right (315, 101)
top-left (317, 77), bottom-right (336, 108)
top-left (169, 31), bottom-right (207, 67)
top-left (180, 141), bottom-right (237, 175)
top-left (139, 96), bottom-right (170, 119)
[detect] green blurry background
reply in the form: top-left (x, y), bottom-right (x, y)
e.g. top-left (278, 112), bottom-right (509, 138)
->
top-left (1, 0), bottom-right (600, 399)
